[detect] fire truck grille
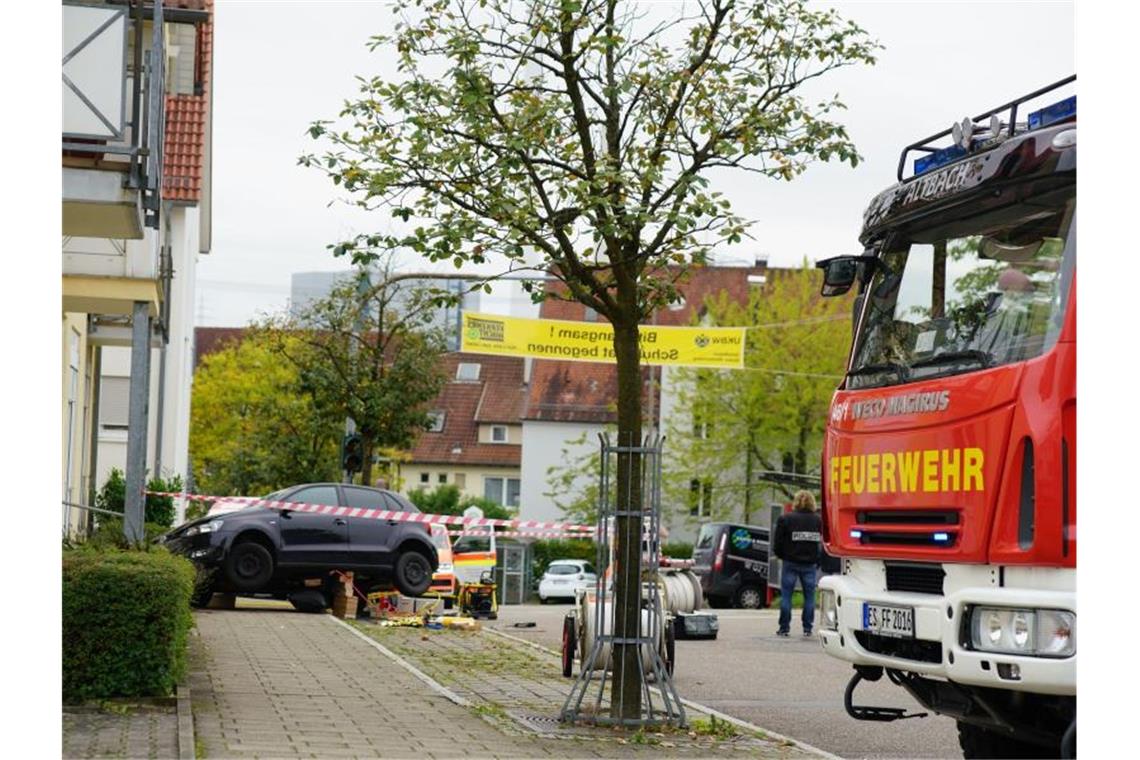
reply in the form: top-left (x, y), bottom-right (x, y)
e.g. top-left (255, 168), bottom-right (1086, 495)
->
top-left (856, 510), bottom-right (959, 525)
top-left (884, 562), bottom-right (946, 595)
top-left (853, 631), bottom-right (943, 664)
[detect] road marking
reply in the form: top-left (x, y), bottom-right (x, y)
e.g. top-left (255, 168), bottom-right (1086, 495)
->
top-left (485, 626), bottom-right (841, 760)
top-left (328, 616), bottom-right (471, 707)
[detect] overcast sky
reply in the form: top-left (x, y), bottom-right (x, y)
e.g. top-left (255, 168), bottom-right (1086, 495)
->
top-left (196, 0), bottom-right (1075, 327)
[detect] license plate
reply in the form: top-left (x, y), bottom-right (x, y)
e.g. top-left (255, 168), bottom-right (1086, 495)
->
top-left (863, 603), bottom-right (914, 638)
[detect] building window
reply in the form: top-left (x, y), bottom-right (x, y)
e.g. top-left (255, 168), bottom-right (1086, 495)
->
top-left (438, 473), bottom-right (448, 484)
top-left (455, 473), bottom-right (466, 490)
top-left (689, 478), bottom-right (712, 517)
top-left (99, 376), bottom-right (130, 433)
top-left (484, 477), bottom-right (521, 507)
top-left (427, 411), bottom-right (445, 432)
top-left (490, 425), bottom-right (508, 443)
top-left (456, 362), bottom-right (481, 381)
top-left (584, 306), bottom-right (598, 322)
top-left (420, 472), bottom-right (430, 484)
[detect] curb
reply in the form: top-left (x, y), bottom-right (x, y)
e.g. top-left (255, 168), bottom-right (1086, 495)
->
top-left (484, 626), bottom-right (842, 760)
top-left (176, 684), bottom-right (194, 760)
top-left (328, 616), bottom-right (471, 707)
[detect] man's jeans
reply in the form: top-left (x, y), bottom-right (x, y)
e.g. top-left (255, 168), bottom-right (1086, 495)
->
top-left (778, 561), bottom-right (818, 634)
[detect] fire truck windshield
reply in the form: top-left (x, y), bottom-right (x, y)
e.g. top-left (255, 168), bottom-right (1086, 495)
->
top-left (848, 197), bottom-right (1074, 390)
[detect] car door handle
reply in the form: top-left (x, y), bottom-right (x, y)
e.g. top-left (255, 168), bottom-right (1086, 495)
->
top-left (335, 519), bottom-right (347, 526)
top-left (387, 520), bottom-right (399, 526)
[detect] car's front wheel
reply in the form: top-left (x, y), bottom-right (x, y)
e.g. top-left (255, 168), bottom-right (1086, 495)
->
top-left (734, 585), bottom-right (764, 609)
top-left (393, 551), bottom-right (432, 597)
top-left (224, 540), bottom-right (274, 592)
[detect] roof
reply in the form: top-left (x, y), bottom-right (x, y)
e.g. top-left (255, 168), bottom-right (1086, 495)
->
top-left (523, 264), bottom-right (765, 423)
top-left (162, 1), bottom-right (213, 202)
top-left (407, 353), bottom-right (527, 468)
top-left (193, 327), bottom-right (246, 367)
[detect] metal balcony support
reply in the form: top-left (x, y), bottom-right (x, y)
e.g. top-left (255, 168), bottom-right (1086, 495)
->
top-left (123, 301), bottom-right (152, 545)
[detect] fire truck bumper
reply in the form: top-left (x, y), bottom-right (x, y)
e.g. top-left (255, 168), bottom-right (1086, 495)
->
top-left (817, 563), bottom-right (1075, 696)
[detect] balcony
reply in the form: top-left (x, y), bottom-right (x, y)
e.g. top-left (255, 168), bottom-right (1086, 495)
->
top-left (62, 0), bottom-right (167, 240)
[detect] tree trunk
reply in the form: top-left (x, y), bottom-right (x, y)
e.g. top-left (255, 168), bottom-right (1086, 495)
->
top-left (361, 435), bottom-right (374, 487)
top-left (610, 318), bottom-right (643, 721)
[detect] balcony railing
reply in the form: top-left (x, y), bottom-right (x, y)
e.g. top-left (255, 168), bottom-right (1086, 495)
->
top-left (62, 0), bottom-right (165, 229)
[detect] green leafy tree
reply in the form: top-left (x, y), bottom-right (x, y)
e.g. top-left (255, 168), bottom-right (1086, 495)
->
top-left (190, 332), bottom-right (342, 496)
top-left (666, 264), bottom-right (852, 525)
top-left (260, 268), bottom-right (449, 487)
top-left (406, 484), bottom-right (516, 520)
top-left (302, 0), bottom-right (877, 717)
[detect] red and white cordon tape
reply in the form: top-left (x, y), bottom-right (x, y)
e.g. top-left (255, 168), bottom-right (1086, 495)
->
top-left (147, 491), bottom-right (597, 534)
top-left (448, 530), bottom-right (594, 539)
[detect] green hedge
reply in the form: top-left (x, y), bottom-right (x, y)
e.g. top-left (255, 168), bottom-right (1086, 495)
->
top-left (661, 541), bottom-right (694, 559)
top-left (62, 549), bottom-right (196, 703)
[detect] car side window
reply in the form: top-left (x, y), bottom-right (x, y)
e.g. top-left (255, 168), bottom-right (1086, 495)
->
top-left (344, 487), bottom-right (385, 510)
top-left (287, 486), bottom-right (339, 507)
top-left (582, 562), bottom-right (597, 575)
top-left (382, 493), bottom-right (418, 514)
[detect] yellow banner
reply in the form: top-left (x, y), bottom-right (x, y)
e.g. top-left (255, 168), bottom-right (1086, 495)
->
top-left (461, 312), bottom-right (745, 368)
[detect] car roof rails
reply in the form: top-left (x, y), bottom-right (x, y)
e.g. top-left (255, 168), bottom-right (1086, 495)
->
top-left (896, 74), bottom-right (1076, 182)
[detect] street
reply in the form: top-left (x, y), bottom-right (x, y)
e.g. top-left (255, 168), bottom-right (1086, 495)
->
top-left (491, 603), bottom-right (962, 760)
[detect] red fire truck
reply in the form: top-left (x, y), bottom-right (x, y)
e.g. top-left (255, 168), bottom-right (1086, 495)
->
top-left (814, 77), bottom-right (1076, 758)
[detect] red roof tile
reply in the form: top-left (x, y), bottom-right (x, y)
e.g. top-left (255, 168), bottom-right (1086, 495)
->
top-left (408, 353), bottom-right (526, 467)
top-left (162, 1), bottom-right (212, 202)
top-left (524, 264), bottom-right (765, 423)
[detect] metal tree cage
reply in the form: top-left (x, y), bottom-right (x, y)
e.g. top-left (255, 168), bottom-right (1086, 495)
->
top-left (560, 434), bottom-right (685, 727)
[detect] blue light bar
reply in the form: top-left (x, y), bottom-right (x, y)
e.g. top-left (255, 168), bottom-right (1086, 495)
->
top-left (933, 532), bottom-right (950, 542)
top-left (1028, 95), bottom-right (1076, 130)
top-left (913, 144), bottom-right (967, 177)
top-left (850, 529), bottom-right (863, 539)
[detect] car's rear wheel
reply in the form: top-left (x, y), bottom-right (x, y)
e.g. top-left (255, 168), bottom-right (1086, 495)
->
top-left (394, 551), bottom-right (432, 597)
top-left (734, 585), bottom-right (763, 609)
top-left (224, 540), bottom-right (274, 592)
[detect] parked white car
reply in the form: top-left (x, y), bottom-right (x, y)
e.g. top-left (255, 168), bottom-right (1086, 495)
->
top-left (538, 560), bottom-right (598, 603)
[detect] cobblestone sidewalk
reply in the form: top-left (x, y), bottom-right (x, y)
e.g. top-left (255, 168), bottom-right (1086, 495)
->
top-left (190, 607), bottom-right (823, 759)
top-left (63, 704), bottom-right (179, 759)
top-left (347, 619), bottom-right (820, 758)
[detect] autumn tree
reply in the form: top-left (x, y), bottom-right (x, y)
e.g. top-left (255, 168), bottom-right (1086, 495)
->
top-left (666, 264), bottom-right (853, 525)
top-left (190, 332), bottom-right (342, 496)
top-left (302, 0), bottom-right (877, 718)
top-left (260, 267), bottom-right (449, 487)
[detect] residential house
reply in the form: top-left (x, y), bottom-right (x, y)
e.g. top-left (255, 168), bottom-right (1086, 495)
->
top-left (403, 354), bottom-right (526, 508)
top-left (63, 0), bottom-right (215, 534)
top-left (518, 264), bottom-right (769, 542)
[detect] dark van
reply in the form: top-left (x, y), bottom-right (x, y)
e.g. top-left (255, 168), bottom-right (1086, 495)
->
top-left (692, 522), bottom-right (770, 609)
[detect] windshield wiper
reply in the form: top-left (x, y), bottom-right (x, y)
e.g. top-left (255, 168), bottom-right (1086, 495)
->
top-left (846, 362), bottom-right (909, 382)
top-left (910, 350), bottom-right (994, 370)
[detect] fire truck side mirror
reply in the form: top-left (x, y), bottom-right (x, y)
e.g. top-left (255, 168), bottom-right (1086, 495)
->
top-left (816, 256), bottom-right (860, 296)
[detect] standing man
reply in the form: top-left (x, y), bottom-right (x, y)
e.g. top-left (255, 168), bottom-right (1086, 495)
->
top-left (772, 490), bottom-right (823, 637)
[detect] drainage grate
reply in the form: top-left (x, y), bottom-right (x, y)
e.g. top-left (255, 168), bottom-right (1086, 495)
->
top-left (507, 711), bottom-right (564, 735)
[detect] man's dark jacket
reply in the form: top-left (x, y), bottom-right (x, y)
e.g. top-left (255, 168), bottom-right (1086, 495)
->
top-left (772, 510), bottom-right (823, 565)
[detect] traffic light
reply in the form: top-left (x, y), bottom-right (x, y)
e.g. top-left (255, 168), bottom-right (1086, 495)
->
top-left (342, 433), bottom-right (363, 473)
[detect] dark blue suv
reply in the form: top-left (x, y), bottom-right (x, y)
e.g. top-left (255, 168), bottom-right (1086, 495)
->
top-left (163, 483), bottom-right (438, 609)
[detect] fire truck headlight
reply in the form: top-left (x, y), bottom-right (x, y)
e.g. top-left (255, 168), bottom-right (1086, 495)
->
top-left (969, 607), bottom-right (1074, 657)
top-left (1035, 610), bottom-right (1076, 657)
top-left (820, 589), bottom-right (839, 631)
